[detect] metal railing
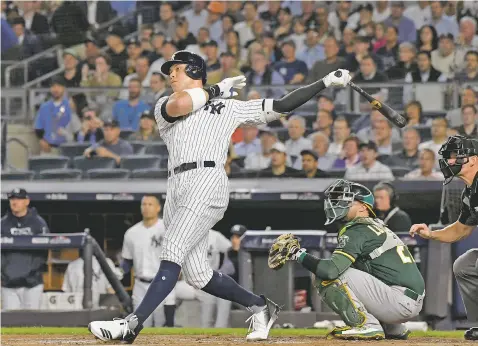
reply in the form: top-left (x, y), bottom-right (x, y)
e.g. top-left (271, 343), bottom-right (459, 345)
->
top-left (4, 45), bottom-right (64, 88)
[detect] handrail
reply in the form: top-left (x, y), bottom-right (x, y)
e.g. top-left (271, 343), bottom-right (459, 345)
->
top-left (5, 137), bottom-right (30, 170)
top-left (5, 44), bottom-right (63, 87)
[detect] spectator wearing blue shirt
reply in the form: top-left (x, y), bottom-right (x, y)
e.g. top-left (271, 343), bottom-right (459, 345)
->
top-left (383, 2), bottom-right (416, 44)
top-left (427, 1), bottom-right (459, 38)
top-left (1, 18), bottom-right (18, 55)
top-left (297, 28), bottom-right (325, 70)
top-left (34, 76), bottom-right (72, 154)
top-left (112, 78), bottom-right (150, 131)
top-left (274, 40), bottom-right (308, 84)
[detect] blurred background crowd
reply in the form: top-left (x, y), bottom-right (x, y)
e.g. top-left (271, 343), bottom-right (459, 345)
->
top-left (1, 0), bottom-right (477, 181)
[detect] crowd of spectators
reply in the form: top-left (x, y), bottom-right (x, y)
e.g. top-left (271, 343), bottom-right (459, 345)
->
top-left (2, 1), bottom-right (477, 181)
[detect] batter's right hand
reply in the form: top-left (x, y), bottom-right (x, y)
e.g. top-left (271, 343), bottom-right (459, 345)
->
top-left (214, 75), bottom-right (246, 99)
top-left (409, 223), bottom-right (433, 239)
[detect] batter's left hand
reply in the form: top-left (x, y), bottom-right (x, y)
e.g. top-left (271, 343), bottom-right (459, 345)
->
top-left (323, 69), bottom-right (351, 88)
top-left (214, 75), bottom-right (246, 99)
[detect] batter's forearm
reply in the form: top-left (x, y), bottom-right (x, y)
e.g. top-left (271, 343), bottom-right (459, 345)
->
top-left (297, 252), bottom-right (352, 280)
top-left (272, 80), bottom-right (326, 113)
top-left (430, 222), bottom-right (473, 243)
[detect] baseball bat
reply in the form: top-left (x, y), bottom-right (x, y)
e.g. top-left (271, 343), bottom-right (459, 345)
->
top-left (334, 71), bottom-right (408, 128)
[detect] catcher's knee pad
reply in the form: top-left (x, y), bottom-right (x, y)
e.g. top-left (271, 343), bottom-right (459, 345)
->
top-left (316, 279), bottom-right (366, 328)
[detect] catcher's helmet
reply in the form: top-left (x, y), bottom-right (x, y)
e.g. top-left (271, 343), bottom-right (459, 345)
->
top-left (438, 135), bottom-right (478, 185)
top-left (160, 50), bottom-right (207, 84)
top-left (324, 179), bottom-right (375, 225)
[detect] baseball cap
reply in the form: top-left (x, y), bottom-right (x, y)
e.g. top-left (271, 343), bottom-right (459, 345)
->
top-left (107, 25), bottom-right (126, 38)
top-left (8, 188), bottom-right (28, 199)
top-left (359, 141), bottom-right (378, 152)
top-left (230, 224), bottom-right (247, 236)
top-left (271, 142), bottom-right (287, 154)
top-left (204, 40), bottom-right (218, 47)
top-left (300, 149), bottom-right (318, 161)
top-left (127, 37), bottom-right (141, 46)
top-left (63, 49), bottom-right (78, 60)
top-left (140, 110), bottom-right (155, 121)
top-left (103, 119), bottom-right (120, 128)
top-left (208, 1), bottom-right (226, 14)
top-left (51, 75), bottom-right (66, 87)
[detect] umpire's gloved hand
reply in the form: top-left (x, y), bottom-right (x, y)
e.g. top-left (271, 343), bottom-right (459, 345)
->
top-left (209, 75), bottom-right (247, 99)
top-left (323, 69), bottom-right (351, 88)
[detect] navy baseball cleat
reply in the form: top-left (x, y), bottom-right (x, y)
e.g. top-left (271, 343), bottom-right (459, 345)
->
top-left (465, 327), bottom-right (478, 340)
top-left (88, 313), bottom-right (143, 344)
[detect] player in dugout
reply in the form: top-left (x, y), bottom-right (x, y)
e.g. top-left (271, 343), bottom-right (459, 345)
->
top-left (410, 135), bottom-right (478, 340)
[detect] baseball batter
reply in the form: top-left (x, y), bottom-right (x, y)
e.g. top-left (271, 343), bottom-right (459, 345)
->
top-left (269, 179), bottom-right (425, 340)
top-left (175, 229), bottom-right (233, 328)
top-left (120, 194), bottom-right (176, 327)
top-left (410, 135), bottom-right (478, 340)
top-left (88, 50), bottom-right (351, 343)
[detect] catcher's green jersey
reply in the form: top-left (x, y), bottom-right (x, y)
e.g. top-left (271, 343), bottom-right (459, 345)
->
top-left (334, 217), bottom-right (425, 294)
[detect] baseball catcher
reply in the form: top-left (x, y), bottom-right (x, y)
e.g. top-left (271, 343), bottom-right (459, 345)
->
top-left (410, 135), bottom-right (478, 340)
top-left (269, 179), bottom-right (425, 340)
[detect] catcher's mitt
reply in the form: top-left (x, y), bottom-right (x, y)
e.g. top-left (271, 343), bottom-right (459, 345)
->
top-left (268, 233), bottom-right (301, 270)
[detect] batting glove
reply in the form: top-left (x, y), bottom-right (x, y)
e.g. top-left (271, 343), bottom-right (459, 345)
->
top-left (323, 69), bottom-right (351, 88)
top-left (208, 75), bottom-right (247, 99)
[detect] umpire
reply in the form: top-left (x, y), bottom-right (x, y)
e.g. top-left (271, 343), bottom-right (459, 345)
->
top-left (1, 188), bottom-right (49, 310)
top-left (410, 135), bottom-right (478, 340)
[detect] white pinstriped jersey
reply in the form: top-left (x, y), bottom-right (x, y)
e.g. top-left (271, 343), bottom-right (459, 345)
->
top-left (154, 97), bottom-right (268, 169)
top-left (122, 219), bottom-right (166, 280)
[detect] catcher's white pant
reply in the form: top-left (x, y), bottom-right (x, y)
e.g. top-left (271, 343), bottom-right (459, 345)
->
top-left (160, 168), bottom-right (229, 289)
top-left (133, 280), bottom-right (176, 327)
top-left (1, 284), bottom-right (43, 310)
top-left (175, 280), bottom-right (232, 328)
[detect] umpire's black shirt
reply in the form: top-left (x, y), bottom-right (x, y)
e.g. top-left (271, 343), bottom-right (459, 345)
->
top-left (459, 172), bottom-right (478, 226)
top-left (1, 207), bottom-right (49, 288)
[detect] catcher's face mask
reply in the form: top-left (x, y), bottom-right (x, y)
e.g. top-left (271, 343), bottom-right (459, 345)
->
top-left (439, 136), bottom-right (476, 185)
top-left (324, 179), bottom-right (375, 225)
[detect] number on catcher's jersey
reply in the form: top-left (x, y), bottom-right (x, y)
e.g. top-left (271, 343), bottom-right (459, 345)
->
top-left (396, 245), bottom-right (414, 263)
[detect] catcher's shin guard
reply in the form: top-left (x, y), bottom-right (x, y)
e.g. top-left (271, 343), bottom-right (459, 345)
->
top-left (316, 279), bottom-right (366, 328)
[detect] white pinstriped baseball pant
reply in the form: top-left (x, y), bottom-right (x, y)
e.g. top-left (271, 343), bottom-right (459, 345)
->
top-left (160, 167), bottom-right (229, 289)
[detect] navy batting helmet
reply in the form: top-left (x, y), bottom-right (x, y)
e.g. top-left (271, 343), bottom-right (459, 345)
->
top-left (160, 50), bottom-right (207, 84)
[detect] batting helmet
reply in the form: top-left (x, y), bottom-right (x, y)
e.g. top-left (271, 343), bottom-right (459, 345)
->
top-left (438, 135), bottom-right (478, 185)
top-left (160, 50), bottom-right (207, 84)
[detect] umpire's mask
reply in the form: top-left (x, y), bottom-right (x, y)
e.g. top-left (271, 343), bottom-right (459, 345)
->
top-left (324, 179), bottom-right (375, 225)
top-left (439, 135), bottom-right (478, 185)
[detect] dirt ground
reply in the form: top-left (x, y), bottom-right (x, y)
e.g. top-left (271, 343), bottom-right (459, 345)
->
top-left (1, 334), bottom-right (474, 346)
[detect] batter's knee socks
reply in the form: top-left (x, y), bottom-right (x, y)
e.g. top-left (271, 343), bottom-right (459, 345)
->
top-left (134, 260), bottom-right (181, 326)
top-left (164, 305), bottom-right (176, 327)
top-left (202, 271), bottom-right (265, 312)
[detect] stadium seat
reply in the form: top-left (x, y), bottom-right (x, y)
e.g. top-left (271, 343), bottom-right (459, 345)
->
top-left (327, 169), bottom-right (346, 178)
top-left (1, 170), bottom-right (35, 181)
top-left (119, 130), bottom-right (135, 140)
top-left (59, 143), bottom-right (90, 159)
top-left (28, 156), bottom-right (69, 174)
top-left (38, 169), bottom-right (82, 180)
top-left (86, 168), bottom-right (130, 180)
top-left (145, 142), bottom-right (168, 156)
top-left (130, 168), bottom-right (168, 179)
top-left (129, 141), bottom-right (148, 154)
top-left (73, 156), bottom-right (117, 172)
top-left (120, 155), bottom-right (161, 170)
top-left (391, 166), bottom-right (411, 178)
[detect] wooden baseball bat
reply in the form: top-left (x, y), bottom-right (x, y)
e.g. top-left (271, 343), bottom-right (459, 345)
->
top-left (334, 71), bottom-right (408, 128)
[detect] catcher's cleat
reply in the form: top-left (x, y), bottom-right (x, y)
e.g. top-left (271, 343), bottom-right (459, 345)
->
top-left (465, 327), bottom-right (478, 340)
top-left (386, 329), bottom-right (411, 340)
top-left (245, 295), bottom-right (282, 341)
top-left (88, 314), bottom-right (143, 344)
top-left (327, 326), bottom-right (385, 340)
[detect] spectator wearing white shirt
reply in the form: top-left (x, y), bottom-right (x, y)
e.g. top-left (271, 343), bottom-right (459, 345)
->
top-left (426, 1), bottom-right (459, 37)
top-left (357, 109), bottom-right (402, 144)
top-left (328, 1), bottom-right (354, 41)
top-left (285, 116), bottom-right (312, 169)
top-left (418, 117), bottom-right (449, 168)
top-left (234, 126), bottom-right (261, 157)
top-left (154, 3), bottom-right (177, 39)
top-left (233, 2), bottom-right (257, 47)
top-left (328, 117), bottom-right (351, 157)
top-left (373, 1), bottom-right (391, 23)
top-left (310, 131), bottom-right (337, 172)
top-left (431, 33), bottom-right (466, 78)
top-left (345, 141), bottom-right (394, 181)
top-left (373, 118), bottom-right (402, 156)
top-left (182, 1), bottom-right (208, 36)
top-left (287, 18), bottom-right (307, 54)
top-left (121, 56), bottom-right (151, 100)
top-left (403, 148), bottom-right (443, 180)
top-left (244, 127), bottom-right (277, 170)
top-left (404, 1), bottom-right (432, 30)
top-left (405, 50), bottom-right (447, 83)
top-left (446, 86), bottom-right (477, 127)
top-left (457, 17), bottom-right (478, 51)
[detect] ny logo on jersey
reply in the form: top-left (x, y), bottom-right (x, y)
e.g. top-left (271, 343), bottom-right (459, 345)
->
top-left (151, 235), bottom-right (162, 248)
top-left (204, 101), bottom-right (225, 115)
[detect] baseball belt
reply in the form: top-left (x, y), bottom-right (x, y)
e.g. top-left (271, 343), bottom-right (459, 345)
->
top-left (168, 161), bottom-right (216, 177)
